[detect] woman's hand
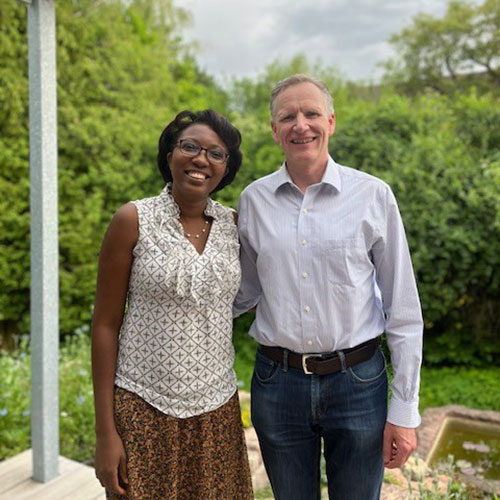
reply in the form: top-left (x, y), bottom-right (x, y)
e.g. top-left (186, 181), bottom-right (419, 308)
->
top-left (95, 430), bottom-right (128, 496)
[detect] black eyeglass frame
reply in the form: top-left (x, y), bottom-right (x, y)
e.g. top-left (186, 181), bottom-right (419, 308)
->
top-left (174, 139), bottom-right (229, 165)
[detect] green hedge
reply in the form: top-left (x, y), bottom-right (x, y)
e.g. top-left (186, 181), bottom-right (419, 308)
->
top-left (332, 91), bottom-right (500, 364)
top-left (1, 3), bottom-right (499, 366)
top-left (0, 0), bottom-right (228, 339)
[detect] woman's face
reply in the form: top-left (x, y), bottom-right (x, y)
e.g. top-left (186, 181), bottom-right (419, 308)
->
top-left (167, 124), bottom-right (228, 199)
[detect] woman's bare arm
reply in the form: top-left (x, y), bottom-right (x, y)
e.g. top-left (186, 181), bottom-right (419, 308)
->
top-left (91, 202), bottom-right (138, 495)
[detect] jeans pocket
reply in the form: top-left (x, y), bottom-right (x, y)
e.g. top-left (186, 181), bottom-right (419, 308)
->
top-left (253, 351), bottom-right (280, 383)
top-left (348, 348), bottom-right (387, 383)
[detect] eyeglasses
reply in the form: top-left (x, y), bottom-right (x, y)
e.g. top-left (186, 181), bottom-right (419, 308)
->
top-left (175, 139), bottom-right (229, 165)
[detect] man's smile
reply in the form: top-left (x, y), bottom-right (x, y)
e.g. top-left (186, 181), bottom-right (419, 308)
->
top-left (291, 137), bottom-right (316, 144)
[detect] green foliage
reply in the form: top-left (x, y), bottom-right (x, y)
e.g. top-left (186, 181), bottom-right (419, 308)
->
top-left (226, 58), bottom-right (499, 366)
top-left (0, 333), bottom-right (95, 462)
top-left (254, 487), bottom-right (275, 499)
top-left (405, 456), bottom-right (492, 499)
top-left (0, 0), bottom-right (228, 339)
top-left (233, 313), bottom-right (258, 391)
top-left (383, 472), bottom-right (404, 486)
top-left (58, 332), bottom-right (95, 463)
top-left (215, 55), bottom-right (348, 209)
top-left (0, 2), bottom-right (30, 336)
top-left (383, 0), bottom-right (500, 95)
top-left (0, 347), bottom-right (30, 459)
top-left (1, 0), bottom-right (499, 367)
top-left (333, 90), bottom-right (500, 364)
top-left (420, 367), bottom-right (500, 411)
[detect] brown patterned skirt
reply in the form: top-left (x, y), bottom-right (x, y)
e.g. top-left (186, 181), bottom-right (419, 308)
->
top-left (106, 386), bottom-right (253, 500)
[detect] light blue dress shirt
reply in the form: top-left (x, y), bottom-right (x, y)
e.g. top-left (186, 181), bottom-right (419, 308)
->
top-left (234, 156), bottom-right (423, 427)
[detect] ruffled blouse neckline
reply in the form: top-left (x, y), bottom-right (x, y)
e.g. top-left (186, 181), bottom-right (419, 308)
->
top-left (158, 183), bottom-right (220, 220)
top-left (141, 184), bottom-right (238, 306)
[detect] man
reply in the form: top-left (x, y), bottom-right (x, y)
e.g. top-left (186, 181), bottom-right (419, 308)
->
top-left (234, 74), bottom-right (423, 500)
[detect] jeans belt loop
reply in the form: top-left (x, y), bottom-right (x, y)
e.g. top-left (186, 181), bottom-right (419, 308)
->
top-left (282, 348), bottom-right (289, 372)
top-left (337, 350), bottom-right (347, 373)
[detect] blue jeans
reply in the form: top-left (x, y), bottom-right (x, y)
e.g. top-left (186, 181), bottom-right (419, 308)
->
top-left (251, 346), bottom-right (388, 500)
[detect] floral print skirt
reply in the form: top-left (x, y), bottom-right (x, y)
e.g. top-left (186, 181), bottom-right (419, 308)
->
top-left (106, 386), bottom-right (253, 500)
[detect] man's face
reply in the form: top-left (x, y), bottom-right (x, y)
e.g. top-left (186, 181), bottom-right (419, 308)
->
top-left (271, 82), bottom-right (335, 169)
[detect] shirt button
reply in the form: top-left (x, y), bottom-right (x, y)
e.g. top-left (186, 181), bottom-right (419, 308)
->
top-left (307, 340), bottom-right (313, 346)
top-left (304, 306), bottom-right (311, 312)
top-left (302, 208), bottom-right (308, 214)
top-left (301, 239), bottom-right (307, 246)
top-left (302, 272), bottom-right (309, 279)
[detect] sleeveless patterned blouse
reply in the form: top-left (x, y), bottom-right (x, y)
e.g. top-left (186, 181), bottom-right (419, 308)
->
top-left (115, 184), bottom-right (241, 418)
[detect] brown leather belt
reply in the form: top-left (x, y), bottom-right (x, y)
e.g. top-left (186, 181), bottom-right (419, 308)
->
top-left (258, 337), bottom-right (380, 375)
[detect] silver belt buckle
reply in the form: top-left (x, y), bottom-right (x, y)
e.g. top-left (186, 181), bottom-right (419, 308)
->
top-left (301, 354), bottom-right (318, 375)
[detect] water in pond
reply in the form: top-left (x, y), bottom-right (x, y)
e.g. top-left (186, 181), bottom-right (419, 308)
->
top-left (429, 417), bottom-right (500, 480)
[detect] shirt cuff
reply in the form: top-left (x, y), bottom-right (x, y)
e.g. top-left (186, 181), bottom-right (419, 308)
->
top-left (387, 397), bottom-right (421, 428)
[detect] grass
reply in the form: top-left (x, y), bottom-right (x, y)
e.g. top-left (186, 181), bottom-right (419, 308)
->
top-left (419, 366), bottom-right (500, 411)
top-left (0, 332), bottom-right (95, 463)
top-left (1, 331), bottom-right (499, 468)
top-left (254, 487), bottom-right (274, 499)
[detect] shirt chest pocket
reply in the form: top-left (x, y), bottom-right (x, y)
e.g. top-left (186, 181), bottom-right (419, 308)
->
top-left (322, 237), bottom-right (373, 288)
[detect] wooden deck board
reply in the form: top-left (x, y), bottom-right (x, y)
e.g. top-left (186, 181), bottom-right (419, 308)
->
top-left (0, 450), bottom-right (105, 500)
top-left (0, 450), bottom-right (35, 494)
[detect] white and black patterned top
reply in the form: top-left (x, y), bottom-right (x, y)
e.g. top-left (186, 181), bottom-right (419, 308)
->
top-left (115, 184), bottom-right (241, 418)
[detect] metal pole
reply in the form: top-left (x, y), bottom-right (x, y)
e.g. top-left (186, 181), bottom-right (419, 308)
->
top-left (27, 0), bottom-right (59, 482)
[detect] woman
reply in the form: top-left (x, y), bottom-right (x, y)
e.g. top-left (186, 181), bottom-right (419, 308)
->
top-left (92, 110), bottom-right (253, 499)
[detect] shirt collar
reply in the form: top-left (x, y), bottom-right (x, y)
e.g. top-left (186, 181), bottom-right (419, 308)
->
top-left (270, 155), bottom-right (342, 193)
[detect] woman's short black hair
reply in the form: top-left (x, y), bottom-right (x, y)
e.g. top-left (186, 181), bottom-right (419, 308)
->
top-left (157, 109), bottom-right (243, 193)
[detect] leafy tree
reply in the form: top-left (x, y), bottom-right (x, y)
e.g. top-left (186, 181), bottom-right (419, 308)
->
top-left (2, 1), bottom-right (499, 368)
top-left (218, 55), bottom-right (346, 207)
top-left (0, 1), bottom-right (29, 346)
top-left (333, 91), bottom-right (500, 364)
top-left (228, 57), bottom-right (500, 365)
top-left (0, 0), bottom-right (228, 340)
top-left (383, 0), bottom-right (500, 95)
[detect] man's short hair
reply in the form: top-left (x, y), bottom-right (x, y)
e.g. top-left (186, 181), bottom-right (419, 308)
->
top-left (270, 74), bottom-right (334, 119)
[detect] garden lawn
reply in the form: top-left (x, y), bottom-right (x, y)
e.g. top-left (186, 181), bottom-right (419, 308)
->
top-left (0, 333), bottom-right (499, 464)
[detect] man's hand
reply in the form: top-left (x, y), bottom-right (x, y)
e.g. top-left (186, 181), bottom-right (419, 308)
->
top-left (383, 422), bottom-right (417, 469)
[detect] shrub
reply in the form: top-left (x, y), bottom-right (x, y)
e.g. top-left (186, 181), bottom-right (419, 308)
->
top-left (420, 366), bottom-right (500, 412)
top-left (334, 91), bottom-right (500, 365)
top-left (0, 347), bottom-right (30, 459)
top-left (0, 333), bottom-right (95, 462)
